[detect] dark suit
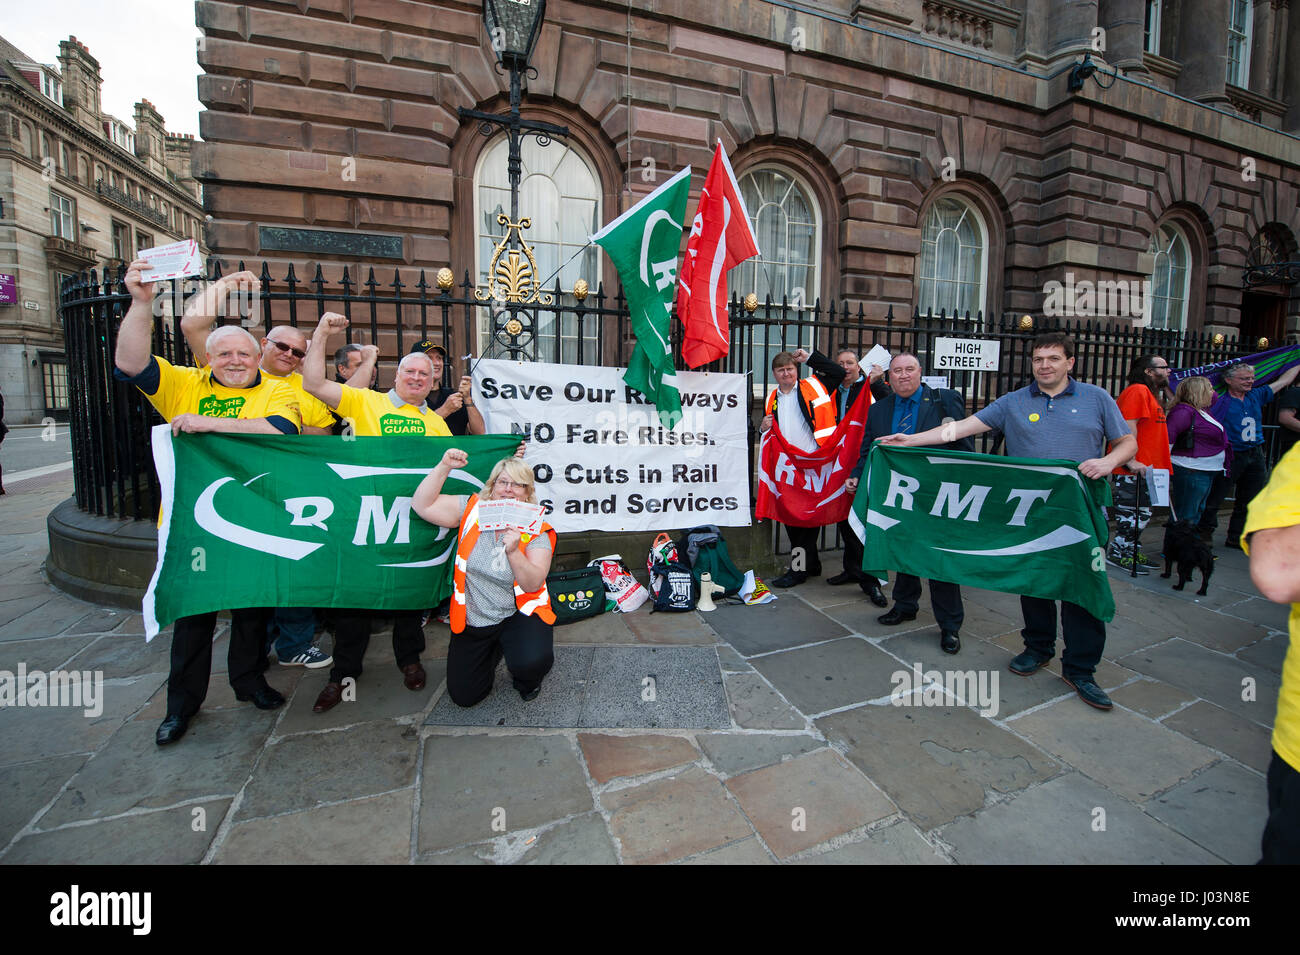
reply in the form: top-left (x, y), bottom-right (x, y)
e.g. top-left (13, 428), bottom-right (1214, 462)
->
top-left (847, 385), bottom-right (972, 629)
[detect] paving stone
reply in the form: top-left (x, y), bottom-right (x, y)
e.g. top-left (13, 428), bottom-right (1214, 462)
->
top-left (0, 633), bottom-right (96, 673)
top-left (425, 647), bottom-right (590, 728)
top-left (1119, 568), bottom-right (1250, 613)
top-left (1009, 699), bottom-right (1217, 801)
top-left (520, 812), bottom-right (618, 864)
top-left (725, 749), bottom-right (895, 859)
top-left (423, 626), bottom-right (450, 660)
top-left (790, 575), bottom-right (865, 609)
top-left (0, 754), bottom-right (86, 847)
top-left (1108, 679), bottom-right (1197, 720)
top-left (216, 790), bottom-right (413, 864)
top-left (696, 732), bottom-right (824, 776)
top-left (2, 798), bottom-right (231, 864)
top-left (1118, 638), bottom-right (1279, 724)
top-left (715, 645), bottom-right (752, 672)
top-left (1221, 597), bottom-right (1292, 634)
top-left (418, 734), bottom-right (592, 853)
top-left (237, 720), bottom-right (419, 820)
top-left (705, 600), bottom-right (849, 655)
top-left (1098, 615), bottom-right (1175, 658)
top-left (750, 637), bottom-right (904, 715)
top-left (0, 675), bottom-right (159, 765)
top-left (133, 668), bottom-right (306, 721)
top-left (580, 646), bottom-right (729, 729)
top-left (953, 599), bottom-right (1023, 640)
top-left (724, 672), bottom-right (806, 730)
top-left (1112, 588), bottom-right (1269, 653)
top-left (38, 707), bottom-right (276, 827)
top-left (0, 594), bottom-right (52, 631)
top-left (417, 844), bottom-right (494, 865)
top-left (793, 820), bottom-right (949, 864)
top-left (958, 587), bottom-right (1027, 620)
top-left (623, 609), bottom-right (717, 645)
top-left (1237, 632), bottom-right (1287, 674)
top-left (67, 608), bottom-right (136, 635)
top-left (0, 594), bottom-right (94, 641)
top-left (554, 611), bottom-right (637, 644)
top-left (66, 633), bottom-right (174, 679)
top-left (940, 772), bottom-right (1221, 864)
top-left (601, 765), bottom-right (753, 865)
top-left (1144, 761), bottom-right (1266, 865)
top-left (818, 704), bottom-right (1057, 830)
top-left (279, 660), bottom-right (442, 734)
top-left (578, 733), bottom-right (698, 784)
top-left (1162, 701), bottom-right (1273, 774)
top-left (678, 836), bottom-right (774, 865)
top-left (819, 600), bottom-right (937, 639)
top-left (1041, 654), bottom-right (1139, 691)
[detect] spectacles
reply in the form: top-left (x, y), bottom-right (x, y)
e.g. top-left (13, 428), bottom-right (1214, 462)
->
top-left (495, 477), bottom-right (528, 490)
top-left (268, 339), bottom-right (307, 359)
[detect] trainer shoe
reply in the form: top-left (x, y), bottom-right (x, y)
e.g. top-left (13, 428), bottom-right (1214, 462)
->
top-left (1135, 551), bottom-right (1159, 568)
top-left (280, 645), bottom-right (333, 668)
top-left (1106, 554), bottom-right (1149, 575)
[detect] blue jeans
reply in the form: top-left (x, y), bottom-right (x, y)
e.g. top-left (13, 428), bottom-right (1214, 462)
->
top-left (267, 607), bottom-right (317, 659)
top-left (1170, 465), bottom-right (1215, 525)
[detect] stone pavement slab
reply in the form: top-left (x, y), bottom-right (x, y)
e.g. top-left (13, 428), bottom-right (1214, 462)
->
top-left (792, 820), bottom-right (949, 864)
top-left (1144, 761), bottom-right (1266, 865)
top-left (722, 671), bottom-right (806, 729)
top-left (578, 732), bottom-right (698, 784)
top-left (518, 812), bottom-right (618, 864)
top-left (133, 669), bottom-right (306, 722)
top-left (725, 749), bottom-right (895, 859)
top-left (554, 611), bottom-right (636, 644)
top-left (600, 765), bottom-right (753, 865)
top-left (0, 754), bottom-right (86, 848)
top-left (678, 836), bottom-right (774, 865)
top-left (66, 632), bottom-right (173, 679)
top-left (705, 599), bottom-right (850, 655)
top-left (0, 633), bottom-right (96, 672)
top-left (425, 647), bottom-right (591, 728)
top-left (580, 646), bottom-right (728, 729)
top-left (715, 645), bottom-right (752, 672)
top-left (1220, 597), bottom-right (1292, 634)
top-left (621, 609), bottom-right (716, 645)
top-left (1237, 632), bottom-right (1288, 674)
top-left (818, 599), bottom-right (937, 639)
top-left (1107, 678), bottom-right (1197, 719)
top-left (1111, 587), bottom-right (1269, 654)
top-left (2, 798), bottom-right (232, 865)
top-left (67, 608), bottom-right (137, 635)
top-left (818, 703), bottom-right (1057, 830)
top-left (750, 637), bottom-right (905, 714)
top-left (939, 772), bottom-right (1222, 864)
top-left (417, 734), bottom-right (591, 854)
top-left (0, 593), bottom-right (95, 641)
top-left (696, 732), bottom-right (824, 776)
top-left (0, 674), bottom-right (159, 765)
top-left (1161, 700), bottom-right (1273, 774)
top-left (215, 790), bottom-right (414, 864)
top-left (278, 661), bottom-right (442, 734)
top-left (1118, 638), bottom-right (1279, 724)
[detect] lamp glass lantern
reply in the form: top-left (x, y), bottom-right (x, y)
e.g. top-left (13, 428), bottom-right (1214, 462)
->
top-left (483, 0), bottom-right (546, 69)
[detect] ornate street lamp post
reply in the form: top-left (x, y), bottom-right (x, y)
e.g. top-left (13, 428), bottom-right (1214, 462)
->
top-left (459, 0), bottom-right (571, 358)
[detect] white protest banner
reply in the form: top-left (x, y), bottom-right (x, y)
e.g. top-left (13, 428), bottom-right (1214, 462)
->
top-left (474, 358), bottom-right (751, 532)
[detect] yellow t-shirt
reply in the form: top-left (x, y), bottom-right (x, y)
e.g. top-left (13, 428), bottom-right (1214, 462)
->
top-left (137, 356), bottom-right (301, 432)
top-left (334, 384), bottom-right (451, 438)
top-left (1243, 444), bottom-right (1300, 772)
top-left (261, 369), bottom-right (335, 431)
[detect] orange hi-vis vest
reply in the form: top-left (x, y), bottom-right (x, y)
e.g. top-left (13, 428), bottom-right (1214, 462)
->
top-left (766, 376), bottom-right (837, 446)
top-left (450, 498), bottom-right (557, 634)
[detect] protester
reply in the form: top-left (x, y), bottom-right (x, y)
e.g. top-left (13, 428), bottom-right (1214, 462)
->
top-left (882, 332), bottom-right (1136, 710)
top-left (114, 259), bottom-right (301, 745)
top-left (1166, 376), bottom-right (1231, 526)
top-left (1198, 361), bottom-right (1300, 549)
top-left (1244, 445), bottom-right (1300, 863)
top-left (410, 340), bottom-right (485, 436)
top-left (760, 348), bottom-right (845, 587)
top-left (826, 348), bottom-right (886, 600)
top-left (847, 351), bottom-right (972, 650)
top-left (412, 449), bottom-right (556, 705)
top-left (301, 312), bottom-right (450, 714)
top-left (1107, 355), bottom-right (1173, 575)
top-left (334, 343), bottom-right (378, 386)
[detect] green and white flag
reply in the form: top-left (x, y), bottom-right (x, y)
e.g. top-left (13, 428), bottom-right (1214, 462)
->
top-left (591, 166), bottom-right (691, 425)
top-left (144, 426), bottom-right (521, 638)
top-left (851, 445), bottom-right (1116, 621)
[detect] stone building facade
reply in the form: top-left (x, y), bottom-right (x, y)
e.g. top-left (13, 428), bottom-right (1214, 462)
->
top-left (0, 35), bottom-right (206, 423)
top-left (192, 0), bottom-right (1300, 366)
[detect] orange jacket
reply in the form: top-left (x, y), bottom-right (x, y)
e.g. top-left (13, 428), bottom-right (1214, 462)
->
top-left (450, 498), bottom-right (557, 634)
top-left (766, 376), bottom-right (837, 446)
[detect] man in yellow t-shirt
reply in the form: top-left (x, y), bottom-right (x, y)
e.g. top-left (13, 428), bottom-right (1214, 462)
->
top-left (114, 259), bottom-right (301, 748)
top-left (1244, 444), bottom-right (1300, 863)
top-left (300, 311), bottom-right (448, 714)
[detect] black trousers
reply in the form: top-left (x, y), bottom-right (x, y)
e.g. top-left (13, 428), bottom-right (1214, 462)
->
top-left (446, 611), bottom-right (554, 707)
top-left (892, 574), bottom-right (964, 630)
top-left (1019, 596), bottom-right (1106, 681)
top-left (1198, 446), bottom-right (1268, 546)
top-left (839, 519), bottom-right (867, 581)
top-left (328, 608), bottom-right (425, 685)
top-left (1262, 751), bottom-right (1300, 864)
top-left (784, 524), bottom-right (822, 575)
top-left (168, 608), bottom-right (272, 719)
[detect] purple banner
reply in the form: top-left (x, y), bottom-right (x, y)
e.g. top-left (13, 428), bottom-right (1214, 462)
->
top-left (0, 273), bottom-right (14, 305)
top-left (1170, 343), bottom-right (1300, 392)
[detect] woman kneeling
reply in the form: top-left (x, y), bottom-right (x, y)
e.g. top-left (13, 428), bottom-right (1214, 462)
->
top-left (413, 450), bottom-right (555, 705)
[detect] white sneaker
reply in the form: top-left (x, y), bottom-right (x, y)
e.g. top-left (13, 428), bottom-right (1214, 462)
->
top-left (280, 646), bottom-right (333, 668)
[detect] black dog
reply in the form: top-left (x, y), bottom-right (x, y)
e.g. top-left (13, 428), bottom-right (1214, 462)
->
top-left (1161, 520), bottom-right (1214, 596)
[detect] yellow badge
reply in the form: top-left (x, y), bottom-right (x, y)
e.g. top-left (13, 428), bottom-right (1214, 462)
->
top-left (1029, 413), bottom-right (1040, 422)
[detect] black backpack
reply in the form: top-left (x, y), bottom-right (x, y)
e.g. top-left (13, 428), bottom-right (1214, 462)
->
top-left (675, 525), bottom-right (745, 596)
top-left (648, 561), bottom-right (696, 612)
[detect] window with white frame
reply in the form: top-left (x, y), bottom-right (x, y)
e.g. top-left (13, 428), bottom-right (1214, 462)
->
top-left (40, 70), bottom-right (62, 106)
top-left (734, 167), bottom-right (819, 310)
top-left (1144, 1), bottom-right (1162, 55)
top-left (917, 196), bottom-right (988, 318)
top-left (474, 136), bottom-right (601, 362)
top-left (1148, 223), bottom-right (1191, 331)
top-left (1226, 0), bottom-right (1253, 87)
top-left (50, 191), bottom-right (75, 240)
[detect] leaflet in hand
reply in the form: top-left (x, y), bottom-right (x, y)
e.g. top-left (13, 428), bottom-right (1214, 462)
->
top-left (862, 344), bottom-right (892, 374)
top-left (476, 499), bottom-right (544, 534)
top-left (137, 239), bottom-right (203, 283)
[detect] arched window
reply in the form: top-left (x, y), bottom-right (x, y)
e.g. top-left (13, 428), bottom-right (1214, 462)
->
top-left (475, 136), bottom-right (601, 362)
top-left (917, 196), bottom-right (988, 317)
top-left (734, 167), bottom-right (820, 308)
top-left (1148, 222), bottom-right (1191, 330)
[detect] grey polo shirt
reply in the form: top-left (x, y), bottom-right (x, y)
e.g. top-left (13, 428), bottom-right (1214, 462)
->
top-left (975, 377), bottom-right (1130, 463)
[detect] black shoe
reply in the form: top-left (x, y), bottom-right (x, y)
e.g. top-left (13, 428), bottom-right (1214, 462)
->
top-left (156, 714), bottom-right (189, 746)
top-left (864, 582), bottom-right (889, 607)
top-left (940, 629), bottom-right (961, 654)
top-left (825, 572), bottom-right (856, 586)
top-left (877, 607), bottom-right (917, 626)
top-left (772, 570), bottom-right (807, 588)
top-left (1061, 674), bottom-right (1113, 710)
top-left (236, 686), bottom-right (286, 710)
top-left (520, 686), bottom-right (541, 702)
top-left (1009, 651), bottom-right (1049, 675)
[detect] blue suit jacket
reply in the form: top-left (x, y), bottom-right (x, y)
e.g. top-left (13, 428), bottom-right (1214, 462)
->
top-left (850, 384), bottom-right (973, 479)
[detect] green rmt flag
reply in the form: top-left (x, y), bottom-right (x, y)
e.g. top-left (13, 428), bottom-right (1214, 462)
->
top-left (591, 166), bottom-right (692, 425)
top-left (851, 445), bottom-right (1117, 621)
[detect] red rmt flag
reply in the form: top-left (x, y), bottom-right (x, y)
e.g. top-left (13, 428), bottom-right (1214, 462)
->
top-left (676, 141), bottom-right (760, 368)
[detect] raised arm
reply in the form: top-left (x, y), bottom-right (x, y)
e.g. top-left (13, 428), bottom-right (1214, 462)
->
top-left (879, 414), bottom-right (990, 449)
top-left (1268, 363), bottom-right (1300, 395)
top-left (302, 312), bottom-right (348, 409)
top-left (460, 376), bottom-right (486, 435)
top-left (181, 271), bottom-right (260, 366)
top-left (345, 344), bottom-right (378, 386)
top-left (114, 259), bottom-right (156, 377)
top-left (411, 448), bottom-right (472, 528)
top-left (169, 414), bottom-right (284, 436)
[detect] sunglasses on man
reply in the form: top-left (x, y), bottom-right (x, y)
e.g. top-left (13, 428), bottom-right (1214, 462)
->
top-left (268, 339), bottom-right (307, 359)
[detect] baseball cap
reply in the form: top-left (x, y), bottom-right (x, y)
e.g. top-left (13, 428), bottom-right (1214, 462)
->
top-left (409, 340), bottom-right (447, 359)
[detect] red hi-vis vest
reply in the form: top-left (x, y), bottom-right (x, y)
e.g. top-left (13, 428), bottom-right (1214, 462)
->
top-left (450, 498), bottom-right (557, 634)
top-left (765, 376), bottom-right (837, 446)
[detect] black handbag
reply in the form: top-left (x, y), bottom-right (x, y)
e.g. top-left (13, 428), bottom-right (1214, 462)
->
top-left (1172, 411), bottom-right (1195, 453)
top-left (547, 565), bottom-right (610, 625)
